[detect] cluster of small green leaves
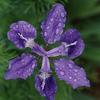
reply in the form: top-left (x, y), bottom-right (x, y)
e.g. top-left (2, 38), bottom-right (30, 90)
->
top-left (0, 0), bottom-right (100, 100)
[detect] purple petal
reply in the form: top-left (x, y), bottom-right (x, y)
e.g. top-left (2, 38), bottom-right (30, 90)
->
top-left (40, 56), bottom-right (51, 73)
top-left (47, 45), bottom-right (66, 57)
top-left (35, 73), bottom-right (57, 99)
top-left (47, 39), bottom-right (84, 58)
top-left (32, 43), bottom-right (46, 56)
top-left (54, 59), bottom-right (90, 89)
top-left (46, 96), bottom-right (55, 100)
top-left (41, 3), bottom-right (67, 44)
top-left (68, 39), bottom-right (85, 58)
top-left (8, 21), bottom-right (36, 48)
top-left (4, 53), bottom-right (36, 80)
top-left (60, 28), bottom-right (80, 44)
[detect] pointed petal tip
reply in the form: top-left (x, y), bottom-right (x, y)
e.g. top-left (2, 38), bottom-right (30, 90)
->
top-left (41, 3), bottom-right (67, 44)
top-left (72, 80), bottom-right (90, 89)
top-left (54, 59), bottom-right (90, 89)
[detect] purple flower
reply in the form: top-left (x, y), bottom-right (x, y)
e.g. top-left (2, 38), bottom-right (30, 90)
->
top-left (4, 3), bottom-right (90, 100)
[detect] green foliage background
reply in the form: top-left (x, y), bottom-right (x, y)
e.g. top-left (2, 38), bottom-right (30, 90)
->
top-left (0, 0), bottom-right (100, 100)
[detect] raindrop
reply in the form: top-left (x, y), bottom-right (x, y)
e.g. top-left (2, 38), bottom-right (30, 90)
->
top-left (60, 71), bottom-right (64, 76)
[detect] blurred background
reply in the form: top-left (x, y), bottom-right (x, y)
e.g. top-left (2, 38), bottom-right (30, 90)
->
top-left (0, 0), bottom-right (100, 100)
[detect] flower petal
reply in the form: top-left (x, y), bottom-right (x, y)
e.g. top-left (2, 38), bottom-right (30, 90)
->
top-left (8, 21), bottom-right (36, 48)
top-left (32, 43), bottom-right (46, 56)
top-left (68, 39), bottom-right (85, 58)
top-left (41, 3), bottom-right (67, 44)
top-left (54, 59), bottom-right (90, 89)
top-left (46, 96), bottom-right (55, 100)
top-left (35, 73), bottom-right (57, 99)
top-left (47, 45), bottom-right (66, 57)
top-left (4, 53), bottom-right (36, 80)
top-left (47, 39), bottom-right (84, 58)
top-left (60, 28), bottom-right (80, 44)
top-left (40, 56), bottom-right (51, 72)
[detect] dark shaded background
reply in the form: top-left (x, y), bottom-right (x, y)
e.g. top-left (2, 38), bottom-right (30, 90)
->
top-left (0, 0), bottom-right (100, 100)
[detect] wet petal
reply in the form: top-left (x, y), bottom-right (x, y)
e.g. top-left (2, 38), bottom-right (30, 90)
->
top-left (41, 3), bottom-right (67, 44)
top-left (35, 73), bottom-right (57, 99)
top-left (60, 28), bottom-right (80, 44)
top-left (8, 21), bottom-right (36, 48)
top-left (4, 53), bottom-right (36, 80)
top-left (46, 96), bottom-right (55, 100)
top-left (47, 39), bottom-right (84, 58)
top-left (68, 39), bottom-right (85, 58)
top-left (54, 59), bottom-right (90, 89)
top-left (60, 28), bottom-right (85, 58)
top-left (47, 45), bottom-right (66, 57)
top-left (40, 56), bottom-right (51, 72)
top-left (32, 43), bottom-right (46, 56)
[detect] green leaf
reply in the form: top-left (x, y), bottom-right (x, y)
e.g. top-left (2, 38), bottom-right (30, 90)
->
top-left (83, 45), bottom-right (100, 62)
top-left (73, 92), bottom-right (95, 100)
top-left (68, 0), bottom-right (100, 19)
top-left (79, 18), bottom-right (100, 38)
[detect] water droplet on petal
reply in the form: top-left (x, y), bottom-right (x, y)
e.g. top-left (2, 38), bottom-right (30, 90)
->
top-left (58, 23), bottom-right (62, 27)
top-left (44, 32), bottom-right (47, 36)
top-left (56, 29), bottom-right (59, 34)
top-left (74, 79), bottom-right (77, 82)
top-left (69, 64), bottom-right (73, 68)
top-left (60, 71), bottom-right (64, 75)
top-left (61, 12), bottom-right (65, 17)
top-left (50, 18), bottom-right (53, 21)
top-left (74, 69), bottom-right (78, 72)
top-left (47, 26), bottom-right (49, 29)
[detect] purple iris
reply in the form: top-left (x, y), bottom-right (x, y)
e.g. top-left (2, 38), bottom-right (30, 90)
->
top-left (4, 3), bottom-right (90, 100)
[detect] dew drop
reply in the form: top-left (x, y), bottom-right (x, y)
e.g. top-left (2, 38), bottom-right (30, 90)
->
top-left (56, 29), bottom-right (59, 34)
top-left (44, 32), bottom-right (47, 36)
top-left (74, 69), bottom-right (78, 72)
top-left (50, 18), bottom-right (53, 21)
top-left (16, 25), bottom-right (18, 28)
top-left (58, 23), bottom-right (62, 27)
top-left (69, 76), bottom-right (72, 79)
top-left (61, 13), bottom-right (65, 17)
top-left (74, 79), bottom-right (77, 82)
top-left (47, 26), bottom-right (49, 29)
top-left (69, 64), bottom-right (73, 68)
top-left (60, 71), bottom-right (64, 75)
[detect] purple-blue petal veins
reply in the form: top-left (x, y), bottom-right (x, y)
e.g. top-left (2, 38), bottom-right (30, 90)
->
top-left (35, 73), bottom-right (57, 99)
top-left (40, 56), bottom-right (51, 72)
top-left (60, 28), bottom-right (85, 58)
top-left (4, 53), bottom-right (36, 80)
top-left (47, 45), bottom-right (66, 57)
top-left (41, 3), bottom-right (67, 44)
top-left (8, 21), bottom-right (36, 48)
top-left (68, 39), bottom-right (85, 58)
top-left (54, 59), bottom-right (90, 89)
top-left (32, 43), bottom-right (47, 56)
